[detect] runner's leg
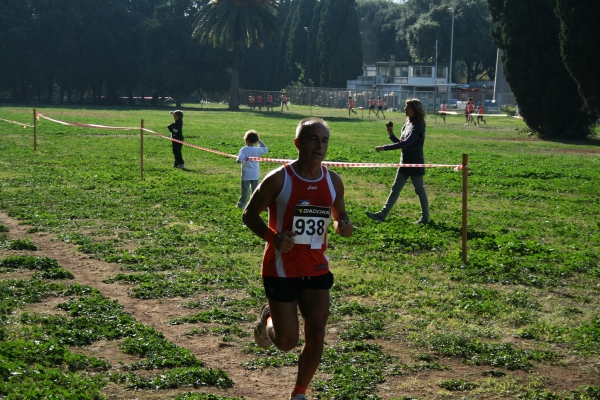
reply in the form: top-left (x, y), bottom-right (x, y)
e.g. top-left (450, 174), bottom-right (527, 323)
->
top-left (296, 288), bottom-right (329, 388)
top-left (267, 298), bottom-right (300, 351)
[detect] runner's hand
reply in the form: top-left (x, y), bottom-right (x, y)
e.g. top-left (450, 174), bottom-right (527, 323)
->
top-left (334, 220), bottom-right (354, 237)
top-left (275, 231), bottom-right (296, 253)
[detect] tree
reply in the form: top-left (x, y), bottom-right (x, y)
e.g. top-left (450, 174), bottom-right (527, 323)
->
top-left (192, 0), bottom-right (281, 111)
top-left (356, 0), bottom-right (406, 64)
top-left (143, 1), bottom-right (230, 108)
top-left (404, 0), bottom-right (496, 83)
top-left (284, 0), bottom-right (316, 85)
top-left (556, 0), bottom-right (600, 115)
top-left (488, 0), bottom-right (596, 139)
top-left (317, 0), bottom-right (362, 87)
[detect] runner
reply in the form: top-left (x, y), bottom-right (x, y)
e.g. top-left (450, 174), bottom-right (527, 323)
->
top-left (281, 92), bottom-right (289, 111)
top-left (257, 94), bottom-right (263, 112)
top-left (476, 102), bottom-right (486, 126)
top-left (377, 96), bottom-right (385, 119)
top-left (440, 100), bottom-right (447, 124)
top-left (368, 96), bottom-right (376, 118)
top-left (250, 94), bottom-right (255, 110)
top-left (347, 96), bottom-right (357, 118)
top-left (243, 117), bottom-right (354, 400)
top-left (464, 97), bottom-right (475, 125)
top-left (268, 93), bottom-right (274, 112)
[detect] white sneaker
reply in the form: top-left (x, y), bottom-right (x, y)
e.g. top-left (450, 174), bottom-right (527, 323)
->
top-left (290, 395), bottom-right (308, 400)
top-left (464, 123), bottom-right (468, 126)
top-left (253, 304), bottom-right (272, 348)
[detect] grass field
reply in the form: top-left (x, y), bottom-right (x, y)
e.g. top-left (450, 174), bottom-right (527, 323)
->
top-left (0, 104), bottom-right (599, 399)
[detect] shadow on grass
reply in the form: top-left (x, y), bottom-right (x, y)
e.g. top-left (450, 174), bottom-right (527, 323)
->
top-left (426, 220), bottom-right (491, 240)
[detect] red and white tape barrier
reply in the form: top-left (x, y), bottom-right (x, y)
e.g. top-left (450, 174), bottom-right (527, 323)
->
top-left (0, 117), bottom-right (33, 128)
top-left (141, 128), bottom-right (237, 159)
top-left (248, 157), bottom-right (462, 170)
top-left (37, 113), bottom-right (137, 130)
top-left (436, 111), bottom-right (508, 117)
top-left (34, 112), bottom-right (463, 169)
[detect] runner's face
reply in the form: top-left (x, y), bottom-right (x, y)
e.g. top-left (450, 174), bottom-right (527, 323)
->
top-left (295, 123), bottom-right (329, 162)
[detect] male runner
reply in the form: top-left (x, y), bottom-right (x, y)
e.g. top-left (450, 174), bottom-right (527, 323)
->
top-left (464, 97), bottom-right (475, 125)
top-left (440, 100), bottom-right (447, 124)
top-left (243, 117), bottom-right (354, 400)
top-left (281, 92), bottom-right (289, 111)
top-left (268, 93), bottom-right (274, 111)
top-left (368, 96), bottom-right (376, 118)
top-left (377, 96), bottom-right (385, 119)
top-left (476, 102), bottom-right (486, 126)
top-left (347, 96), bottom-right (357, 117)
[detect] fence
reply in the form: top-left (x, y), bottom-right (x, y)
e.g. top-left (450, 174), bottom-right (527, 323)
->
top-left (235, 87), bottom-right (515, 115)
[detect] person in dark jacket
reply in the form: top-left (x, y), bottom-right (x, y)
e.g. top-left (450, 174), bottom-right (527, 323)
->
top-left (168, 110), bottom-right (184, 169)
top-left (366, 98), bottom-right (430, 224)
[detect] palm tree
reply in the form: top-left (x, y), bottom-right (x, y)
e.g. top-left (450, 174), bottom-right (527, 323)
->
top-left (192, 0), bottom-right (280, 111)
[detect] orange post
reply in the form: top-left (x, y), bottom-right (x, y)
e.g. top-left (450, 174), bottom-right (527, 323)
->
top-left (33, 108), bottom-right (37, 151)
top-left (140, 119), bottom-right (144, 180)
top-left (461, 153), bottom-right (468, 263)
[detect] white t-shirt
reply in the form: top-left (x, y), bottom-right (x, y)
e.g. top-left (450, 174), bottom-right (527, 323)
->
top-left (236, 141), bottom-right (268, 180)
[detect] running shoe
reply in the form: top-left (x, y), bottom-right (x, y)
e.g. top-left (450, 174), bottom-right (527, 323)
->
top-left (290, 395), bottom-right (308, 400)
top-left (365, 211), bottom-right (385, 223)
top-left (254, 304), bottom-right (272, 348)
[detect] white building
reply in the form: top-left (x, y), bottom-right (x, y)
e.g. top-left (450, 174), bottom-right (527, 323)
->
top-left (348, 55), bottom-right (449, 92)
top-left (346, 55), bottom-right (450, 112)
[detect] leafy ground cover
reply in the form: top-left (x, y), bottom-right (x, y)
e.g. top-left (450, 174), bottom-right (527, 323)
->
top-left (0, 104), bottom-right (599, 399)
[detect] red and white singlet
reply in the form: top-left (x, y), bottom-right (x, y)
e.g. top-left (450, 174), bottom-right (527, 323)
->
top-left (262, 164), bottom-right (336, 278)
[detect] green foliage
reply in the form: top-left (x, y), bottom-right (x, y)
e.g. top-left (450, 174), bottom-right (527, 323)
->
top-left (0, 224), bottom-right (8, 232)
top-left (556, 0), bottom-right (600, 115)
top-left (406, 0), bottom-right (496, 82)
top-left (111, 367), bottom-right (233, 390)
top-left (317, 0), bottom-right (363, 87)
top-left (489, 0), bottom-right (596, 138)
top-left (32, 268), bottom-right (75, 280)
top-left (0, 255), bottom-right (60, 270)
top-left (444, 233), bottom-right (597, 287)
top-left (415, 332), bottom-right (557, 371)
top-left (3, 237), bottom-right (38, 251)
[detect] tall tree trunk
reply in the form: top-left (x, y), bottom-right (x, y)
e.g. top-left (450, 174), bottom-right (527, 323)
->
top-left (229, 41), bottom-right (242, 111)
top-left (47, 81), bottom-right (54, 104)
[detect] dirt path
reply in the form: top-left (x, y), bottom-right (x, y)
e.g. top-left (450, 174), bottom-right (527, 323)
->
top-left (0, 211), bottom-right (295, 400)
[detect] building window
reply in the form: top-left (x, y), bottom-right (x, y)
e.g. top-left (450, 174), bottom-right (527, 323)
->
top-left (436, 67), bottom-right (447, 78)
top-left (377, 66), bottom-right (389, 76)
top-left (412, 66), bottom-right (432, 77)
top-left (396, 66), bottom-right (408, 77)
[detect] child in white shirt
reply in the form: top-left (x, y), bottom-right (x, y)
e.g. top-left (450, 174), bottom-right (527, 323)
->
top-left (236, 130), bottom-right (268, 208)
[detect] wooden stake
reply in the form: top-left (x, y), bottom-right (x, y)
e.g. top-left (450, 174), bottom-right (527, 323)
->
top-left (462, 153), bottom-right (468, 263)
top-left (33, 108), bottom-right (37, 151)
top-left (140, 119), bottom-right (144, 180)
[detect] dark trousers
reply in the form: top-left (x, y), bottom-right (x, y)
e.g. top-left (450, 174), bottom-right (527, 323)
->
top-left (172, 142), bottom-right (184, 166)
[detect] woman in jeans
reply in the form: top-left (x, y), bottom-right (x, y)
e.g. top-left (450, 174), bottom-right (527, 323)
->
top-left (366, 98), bottom-right (430, 225)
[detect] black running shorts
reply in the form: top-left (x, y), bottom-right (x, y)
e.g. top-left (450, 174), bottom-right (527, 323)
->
top-left (263, 271), bottom-right (334, 303)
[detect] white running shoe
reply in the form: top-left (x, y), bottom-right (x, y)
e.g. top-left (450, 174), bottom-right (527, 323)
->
top-left (254, 304), bottom-right (272, 348)
top-left (290, 395), bottom-right (308, 400)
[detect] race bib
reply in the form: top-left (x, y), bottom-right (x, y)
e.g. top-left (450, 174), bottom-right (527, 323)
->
top-left (292, 205), bottom-right (331, 248)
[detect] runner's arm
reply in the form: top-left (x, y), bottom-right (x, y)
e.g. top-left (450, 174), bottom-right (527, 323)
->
top-left (242, 169), bottom-right (296, 252)
top-left (329, 172), bottom-right (353, 238)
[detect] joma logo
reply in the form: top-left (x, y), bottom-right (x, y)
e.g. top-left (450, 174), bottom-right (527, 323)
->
top-left (307, 185), bottom-right (317, 190)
